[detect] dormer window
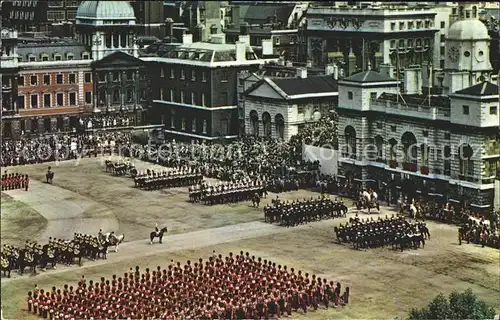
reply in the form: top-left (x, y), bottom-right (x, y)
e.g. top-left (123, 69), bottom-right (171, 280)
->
top-left (28, 55), bottom-right (36, 62)
top-left (41, 54), bottom-right (49, 62)
top-left (67, 53), bottom-right (74, 61)
top-left (416, 21), bottom-right (422, 29)
top-left (82, 53), bottom-right (90, 59)
top-left (399, 22), bottom-right (404, 30)
top-left (54, 54), bottom-right (62, 61)
top-left (408, 21), bottom-right (414, 29)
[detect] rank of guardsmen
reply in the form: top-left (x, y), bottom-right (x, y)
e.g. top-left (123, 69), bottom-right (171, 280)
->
top-left (0, 234), bottom-right (114, 278)
top-left (1, 171), bottom-right (30, 191)
top-left (264, 195), bottom-right (348, 227)
top-left (189, 178), bottom-right (267, 205)
top-left (134, 166), bottom-right (203, 190)
top-left (334, 215), bottom-right (430, 251)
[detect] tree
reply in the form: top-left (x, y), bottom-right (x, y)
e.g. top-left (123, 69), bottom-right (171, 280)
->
top-left (408, 289), bottom-right (496, 320)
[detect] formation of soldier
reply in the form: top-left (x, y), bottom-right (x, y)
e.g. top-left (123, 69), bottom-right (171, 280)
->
top-left (334, 215), bottom-right (429, 251)
top-left (189, 178), bottom-right (267, 204)
top-left (1, 171), bottom-right (29, 191)
top-left (134, 167), bottom-right (203, 190)
top-left (26, 251), bottom-right (349, 320)
top-left (458, 215), bottom-right (499, 248)
top-left (264, 196), bottom-right (348, 227)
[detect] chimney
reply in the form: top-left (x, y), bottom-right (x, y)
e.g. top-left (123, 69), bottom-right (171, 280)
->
top-left (286, 61), bottom-right (293, 67)
top-left (164, 18), bottom-right (174, 37)
top-left (238, 34), bottom-right (250, 46)
top-left (182, 33), bottom-right (193, 45)
top-left (306, 60), bottom-right (312, 68)
top-left (297, 67), bottom-right (307, 79)
top-left (195, 24), bottom-right (205, 42)
top-left (262, 39), bottom-right (273, 56)
top-left (404, 66), bottom-right (422, 95)
top-left (235, 41), bottom-right (246, 61)
top-left (278, 57), bottom-right (285, 66)
top-left (379, 63), bottom-right (394, 79)
top-left (232, 5), bottom-right (241, 28)
top-left (325, 65), bottom-right (334, 76)
top-left (210, 24), bottom-right (218, 35)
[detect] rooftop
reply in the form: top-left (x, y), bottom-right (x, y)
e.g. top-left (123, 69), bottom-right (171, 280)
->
top-left (343, 70), bottom-right (397, 83)
top-left (238, 4), bottom-right (295, 25)
top-left (17, 39), bottom-right (88, 62)
top-left (454, 81), bottom-right (499, 97)
top-left (272, 75), bottom-right (338, 96)
top-left (376, 92), bottom-right (451, 109)
top-left (76, 1), bottom-right (135, 20)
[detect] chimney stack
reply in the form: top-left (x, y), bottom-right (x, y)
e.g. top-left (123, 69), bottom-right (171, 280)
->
top-left (235, 41), bottom-right (246, 61)
top-left (325, 65), bottom-right (334, 76)
top-left (306, 60), bottom-right (312, 68)
top-left (379, 63), bottom-right (394, 79)
top-left (262, 39), bottom-right (273, 56)
top-left (182, 33), bottom-right (193, 45)
top-left (195, 24), bottom-right (205, 42)
top-left (297, 67), bottom-right (307, 79)
top-left (164, 18), bottom-right (174, 37)
top-left (286, 61), bottom-right (293, 67)
top-left (238, 34), bottom-right (250, 46)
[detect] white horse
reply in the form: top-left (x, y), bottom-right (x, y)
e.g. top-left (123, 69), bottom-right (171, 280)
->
top-left (105, 233), bottom-right (125, 252)
top-left (409, 204), bottom-right (418, 219)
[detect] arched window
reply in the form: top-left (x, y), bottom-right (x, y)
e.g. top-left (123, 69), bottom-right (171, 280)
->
top-left (458, 144), bottom-right (474, 177)
top-left (344, 126), bottom-right (357, 159)
top-left (374, 135), bottom-right (384, 161)
top-left (250, 110), bottom-right (259, 136)
top-left (262, 112), bottom-right (271, 137)
top-left (275, 114), bottom-right (285, 140)
top-left (401, 132), bottom-right (417, 164)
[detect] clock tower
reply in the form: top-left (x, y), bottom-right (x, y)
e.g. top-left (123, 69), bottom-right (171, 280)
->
top-left (443, 3), bottom-right (492, 93)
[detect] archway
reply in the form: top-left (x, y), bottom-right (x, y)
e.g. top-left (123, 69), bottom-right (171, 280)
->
top-left (275, 113), bottom-right (285, 140)
top-left (344, 126), bottom-right (357, 159)
top-left (262, 112), bottom-right (271, 137)
top-left (374, 135), bottom-right (384, 161)
top-left (458, 144), bottom-right (474, 177)
top-left (401, 132), bottom-right (417, 165)
top-left (250, 110), bottom-right (259, 136)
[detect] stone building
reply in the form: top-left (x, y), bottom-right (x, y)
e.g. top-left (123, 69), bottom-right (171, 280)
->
top-left (143, 32), bottom-right (275, 141)
top-left (1, 29), bottom-right (20, 138)
top-left (336, 12), bottom-right (499, 212)
top-left (242, 68), bottom-right (338, 141)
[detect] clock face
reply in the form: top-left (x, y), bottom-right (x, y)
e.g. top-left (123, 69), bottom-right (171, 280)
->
top-left (475, 48), bottom-right (485, 62)
top-left (448, 46), bottom-right (459, 63)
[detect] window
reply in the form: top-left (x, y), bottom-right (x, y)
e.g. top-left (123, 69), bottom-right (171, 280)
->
top-left (391, 125), bottom-right (397, 132)
top-left (85, 91), bottom-right (92, 104)
top-left (54, 54), bottom-right (62, 61)
top-left (69, 92), bottom-right (76, 105)
top-left (126, 89), bottom-right (133, 103)
top-left (422, 130), bottom-right (428, 137)
top-left (127, 71), bottom-right (133, 80)
top-left (444, 132), bottom-right (450, 140)
top-left (440, 59), bottom-right (445, 69)
top-left (348, 92), bottom-right (353, 100)
top-left (56, 74), bottom-right (63, 84)
top-left (399, 22), bottom-right (404, 30)
top-left (390, 22), bottom-right (396, 31)
top-left (160, 68), bottom-right (165, 77)
top-left (376, 122), bottom-right (383, 129)
top-left (113, 90), bottom-right (120, 104)
top-left (425, 20), bottom-right (430, 28)
top-left (170, 68), bottom-right (175, 79)
top-left (113, 72), bottom-right (119, 82)
top-left (191, 92), bottom-right (196, 104)
top-left (181, 117), bottom-right (186, 130)
top-left (18, 95), bottom-right (25, 109)
top-left (30, 75), bottom-right (37, 85)
top-left (191, 70), bottom-right (196, 81)
top-left (221, 92), bottom-right (228, 105)
top-left (417, 21), bottom-right (422, 29)
top-left (440, 21), bottom-right (445, 29)
top-left (56, 93), bottom-right (63, 106)
top-left (19, 76), bottom-right (24, 86)
top-left (440, 46), bottom-right (445, 55)
top-left (44, 94), bottom-right (51, 107)
top-left (42, 55), bottom-right (49, 62)
top-left (30, 94), bottom-right (38, 108)
top-left (220, 71), bottom-right (228, 82)
top-left (202, 119), bottom-right (207, 133)
top-left (490, 106), bottom-right (498, 115)
top-left (180, 90), bottom-right (185, 103)
top-left (398, 39), bottom-right (405, 48)
top-left (43, 74), bottom-right (50, 85)
top-left (29, 56), bottom-right (36, 62)
top-left (440, 34), bottom-right (445, 43)
top-left (408, 21), bottom-right (414, 29)
top-left (201, 93), bottom-right (206, 106)
top-left (170, 111), bottom-right (175, 128)
top-left (181, 69), bottom-right (185, 80)
top-left (202, 71), bottom-right (207, 82)
top-left (84, 72), bottom-right (92, 83)
top-left (67, 54), bottom-right (74, 61)
top-left (390, 40), bottom-right (396, 49)
top-left (275, 37), bottom-right (280, 45)
top-left (407, 39), bottom-right (414, 47)
top-left (69, 74), bottom-right (76, 84)
top-left (170, 89), bottom-right (174, 102)
top-left (192, 118), bottom-right (197, 132)
top-left (82, 53), bottom-right (90, 60)
top-left (462, 105), bottom-right (469, 115)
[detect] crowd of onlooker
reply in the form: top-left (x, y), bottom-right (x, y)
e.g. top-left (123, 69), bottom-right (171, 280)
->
top-left (26, 251), bottom-right (349, 320)
top-left (79, 114), bottom-right (133, 130)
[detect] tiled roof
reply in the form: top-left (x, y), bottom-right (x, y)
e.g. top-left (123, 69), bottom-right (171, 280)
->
top-left (344, 70), bottom-right (396, 83)
top-left (241, 4), bottom-right (295, 25)
top-left (454, 81), bottom-right (499, 96)
top-left (272, 75), bottom-right (338, 96)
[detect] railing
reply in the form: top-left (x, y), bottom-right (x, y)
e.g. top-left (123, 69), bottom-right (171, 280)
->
top-left (370, 99), bottom-right (450, 120)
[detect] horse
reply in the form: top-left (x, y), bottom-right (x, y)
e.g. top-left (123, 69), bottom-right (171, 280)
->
top-left (107, 234), bottom-right (125, 252)
top-left (251, 193), bottom-right (261, 208)
top-left (409, 204), bottom-right (418, 219)
top-left (150, 227), bottom-right (168, 245)
top-left (46, 171), bottom-right (54, 184)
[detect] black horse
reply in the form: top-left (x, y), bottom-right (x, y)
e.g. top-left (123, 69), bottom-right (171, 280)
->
top-left (46, 166), bottom-right (54, 184)
top-left (252, 193), bottom-right (261, 208)
top-left (150, 227), bottom-right (168, 244)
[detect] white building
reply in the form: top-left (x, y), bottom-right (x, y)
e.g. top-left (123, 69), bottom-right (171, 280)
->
top-left (337, 11), bottom-right (499, 212)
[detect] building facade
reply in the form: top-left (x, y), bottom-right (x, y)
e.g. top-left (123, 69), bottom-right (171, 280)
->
top-left (305, 2), bottom-right (439, 75)
top-left (1, 29), bottom-right (21, 138)
top-left (242, 69), bottom-right (338, 141)
top-left (143, 33), bottom-right (273, 141)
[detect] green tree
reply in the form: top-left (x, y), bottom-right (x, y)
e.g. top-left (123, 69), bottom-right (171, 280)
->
top-left (408, 289), bottom-right (496, 320)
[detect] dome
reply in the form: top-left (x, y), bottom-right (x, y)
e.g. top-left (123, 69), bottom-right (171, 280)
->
top-left (76, 1), bottom-right (135, 20)
top-left (448, 20), bottom-right (490, 40)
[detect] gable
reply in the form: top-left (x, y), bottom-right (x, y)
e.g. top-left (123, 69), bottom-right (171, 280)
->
top-left (246, 81), bottom-right (285, 100)
top-left (92, 51), bottom-right (144, 68)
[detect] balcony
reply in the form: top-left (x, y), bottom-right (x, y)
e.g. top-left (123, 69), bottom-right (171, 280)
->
top-left (457, 174), bottom-right (480, 183)
top-left (420, 166), bottom-right (429, 175)
top-left (402, 162), bottom-right (418, 172)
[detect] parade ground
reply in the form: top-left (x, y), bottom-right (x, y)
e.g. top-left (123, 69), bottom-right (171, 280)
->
top-left (1, 157), bottom-right (499, 319)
